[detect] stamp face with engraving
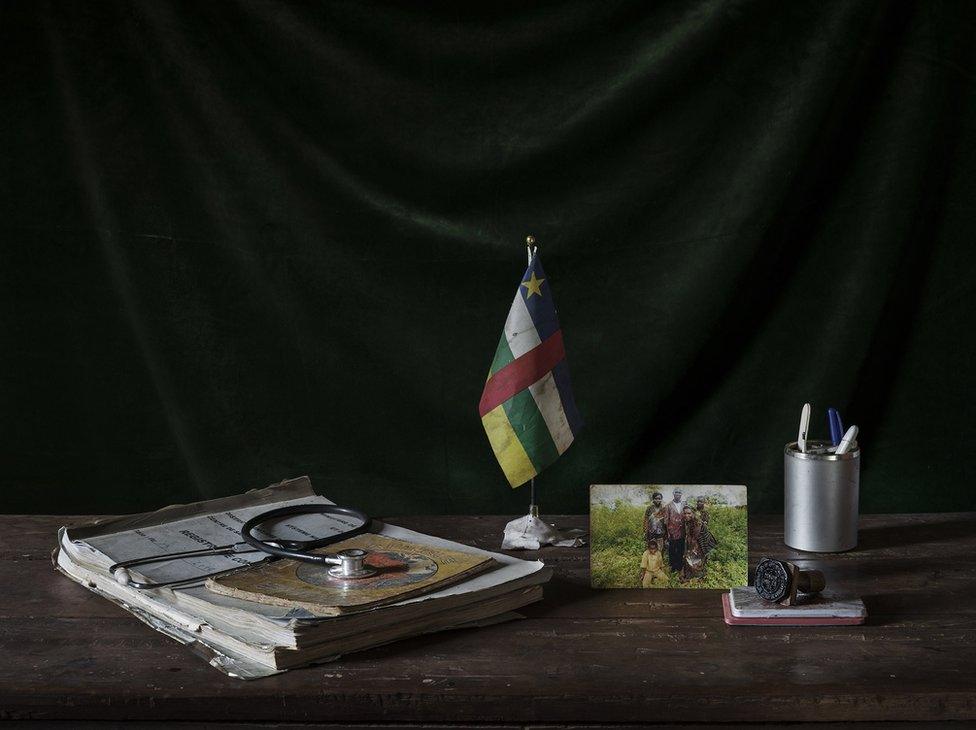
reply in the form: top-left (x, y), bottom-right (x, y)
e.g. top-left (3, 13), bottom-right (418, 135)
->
top-left (754, 557), bottom-right (826, 606)
top-left (755, 558), bottom-right (790, 602)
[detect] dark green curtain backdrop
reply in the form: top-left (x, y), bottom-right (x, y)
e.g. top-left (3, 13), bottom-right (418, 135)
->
top-left (2, 1), bottom-right (975, 516)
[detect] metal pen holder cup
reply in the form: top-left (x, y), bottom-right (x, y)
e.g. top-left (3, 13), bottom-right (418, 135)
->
top-left (784, 439), bottom-right (860, 552)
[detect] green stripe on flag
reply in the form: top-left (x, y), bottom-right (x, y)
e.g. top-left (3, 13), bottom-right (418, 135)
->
top-left (489, 335), bottom-right (515, 376)
top-left (502, 388), bottom-right (560, 472)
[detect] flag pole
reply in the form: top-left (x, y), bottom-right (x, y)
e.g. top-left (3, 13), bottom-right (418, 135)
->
top-left (499, 234), bottom-right (583, 549)
top-left (526, 235), bottom-right (539, 519)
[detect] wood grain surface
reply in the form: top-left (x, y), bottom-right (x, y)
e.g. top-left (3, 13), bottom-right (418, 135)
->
top-left (1, 513), bottom-right (975, 725)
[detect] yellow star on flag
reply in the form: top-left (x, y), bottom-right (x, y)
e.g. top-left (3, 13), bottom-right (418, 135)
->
top-left (521, 272), bottom-right (546, 298)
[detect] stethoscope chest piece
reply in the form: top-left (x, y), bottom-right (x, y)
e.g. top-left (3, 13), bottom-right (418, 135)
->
top-left (327, 548), bottom-right (376, 580)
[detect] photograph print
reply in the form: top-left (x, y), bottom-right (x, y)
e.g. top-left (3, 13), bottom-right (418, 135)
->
top-left (590, 484), bottom-right (748, 589)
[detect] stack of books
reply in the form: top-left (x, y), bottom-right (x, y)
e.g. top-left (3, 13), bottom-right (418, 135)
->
top-left (54, 477), bottom-right (551, 678)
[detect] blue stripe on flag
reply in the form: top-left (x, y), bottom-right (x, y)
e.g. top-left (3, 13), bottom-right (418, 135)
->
top-left (519, 255), bottom-right (560, 341)
top-left (551, 359), bottom-right (583, 436)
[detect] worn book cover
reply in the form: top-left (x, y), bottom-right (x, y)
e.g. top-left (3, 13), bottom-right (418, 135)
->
top-left (205, 533), bottom-right (495, 615)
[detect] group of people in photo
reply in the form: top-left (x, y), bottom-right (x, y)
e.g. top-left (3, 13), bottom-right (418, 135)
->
top-left (639, 488), bottom-right (718, 587)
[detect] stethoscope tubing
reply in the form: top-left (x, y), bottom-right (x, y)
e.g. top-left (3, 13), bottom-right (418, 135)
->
top-left (240, 504), bottom-right (372, 562)
top-left (108, 504), bottom-right (372, 589)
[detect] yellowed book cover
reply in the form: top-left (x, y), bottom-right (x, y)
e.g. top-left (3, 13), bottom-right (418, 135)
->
top-left (205, 534), bottom-right (495, 616)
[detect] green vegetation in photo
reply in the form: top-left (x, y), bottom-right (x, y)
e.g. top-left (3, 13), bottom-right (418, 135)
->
top-left (590, 501), bottom-right (748, 589)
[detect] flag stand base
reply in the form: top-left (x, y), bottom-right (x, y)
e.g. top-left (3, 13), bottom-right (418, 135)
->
top-left (501, 504), bottom-right (586, 550)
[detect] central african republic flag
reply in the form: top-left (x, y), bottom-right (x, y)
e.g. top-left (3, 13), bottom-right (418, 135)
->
top-left (479, 252), bottom-right (582, 488)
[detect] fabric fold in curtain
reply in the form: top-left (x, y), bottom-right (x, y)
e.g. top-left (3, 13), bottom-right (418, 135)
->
top-left (1, 0), bottom-right (974, 514)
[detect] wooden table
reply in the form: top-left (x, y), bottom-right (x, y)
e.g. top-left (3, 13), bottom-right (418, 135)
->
top-left (2, 513), bottom-right (975, 727)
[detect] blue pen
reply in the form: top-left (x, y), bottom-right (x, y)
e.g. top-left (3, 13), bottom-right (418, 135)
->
top-left (828, 407), bottom-right (844, 447)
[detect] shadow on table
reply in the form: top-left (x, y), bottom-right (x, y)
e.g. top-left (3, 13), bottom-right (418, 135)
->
top-left (859, 593), bottom-right (931, 627)
top-left (857, 517), bottom-right (975, 552)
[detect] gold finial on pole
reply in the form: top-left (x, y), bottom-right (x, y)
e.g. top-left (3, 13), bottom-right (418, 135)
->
top-left (525, 235), bottom-right (536, 265)
top-left (526, 235), bottom-right (535, 246)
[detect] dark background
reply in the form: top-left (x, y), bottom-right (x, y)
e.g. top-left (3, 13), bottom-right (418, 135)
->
top-left (2, 0), bottom-right (974, 516)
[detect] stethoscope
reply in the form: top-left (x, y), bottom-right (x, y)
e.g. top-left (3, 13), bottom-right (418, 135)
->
top-left (109, 504), bottom-right (377, 590)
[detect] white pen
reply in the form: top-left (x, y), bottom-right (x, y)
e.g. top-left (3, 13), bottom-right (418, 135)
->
top-left (835, 425), bottom-right (858, 455)
top-left (797, 403), bottom-right (811, 453)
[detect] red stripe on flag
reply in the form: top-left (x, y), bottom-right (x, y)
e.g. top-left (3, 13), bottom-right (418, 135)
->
top-left (479, 330), bottom-right (565, 417)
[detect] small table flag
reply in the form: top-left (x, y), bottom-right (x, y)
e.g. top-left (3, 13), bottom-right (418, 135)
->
top-left (479, 251), bottom-right (582, 487)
